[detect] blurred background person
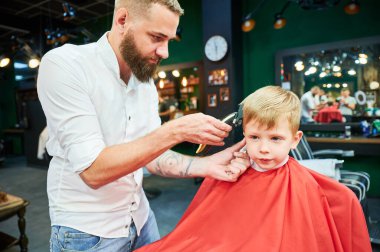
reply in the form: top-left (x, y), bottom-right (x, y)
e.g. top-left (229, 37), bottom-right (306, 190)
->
top-left (301, 86), bottom-right (321, 123)
top-left (315, 88), bottom-right (328, 109)
top-left (337, 87), bottom-right (356, 122)
top-left (314, 99), bottom-right (343, 123)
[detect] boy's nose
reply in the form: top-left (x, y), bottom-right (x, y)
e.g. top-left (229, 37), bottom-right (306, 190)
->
top-left (258, 141), bottom-right (270, 153)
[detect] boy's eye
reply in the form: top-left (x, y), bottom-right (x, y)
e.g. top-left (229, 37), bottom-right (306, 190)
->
top-left (251, 136), bottom-right (259, 141)
top-left (271, 137), bottom-right (281, 142)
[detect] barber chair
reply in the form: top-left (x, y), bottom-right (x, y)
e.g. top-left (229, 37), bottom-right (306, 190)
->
top-left (290, 133), bottom-right (380, 244)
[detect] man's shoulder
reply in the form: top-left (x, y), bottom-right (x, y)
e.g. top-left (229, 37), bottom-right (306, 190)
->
top-left (43, 42), bottom-right (96, 63)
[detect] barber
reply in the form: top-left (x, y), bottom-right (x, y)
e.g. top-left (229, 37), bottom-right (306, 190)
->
top-left (37, 0), bottom-right (249, 252)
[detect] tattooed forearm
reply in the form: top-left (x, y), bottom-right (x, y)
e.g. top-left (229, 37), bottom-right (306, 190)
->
top-left (153, 151), bottom-right (194, 178)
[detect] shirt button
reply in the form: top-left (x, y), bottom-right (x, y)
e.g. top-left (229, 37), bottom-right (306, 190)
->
top-left (125, 225), bottom-right (129, 229)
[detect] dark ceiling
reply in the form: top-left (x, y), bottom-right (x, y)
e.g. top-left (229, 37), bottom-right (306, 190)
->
top-left (0, 0), bottom-right (114, 50)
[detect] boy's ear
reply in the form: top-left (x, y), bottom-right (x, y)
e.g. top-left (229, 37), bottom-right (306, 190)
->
top-left (291, 131), bottom-right (303, 149)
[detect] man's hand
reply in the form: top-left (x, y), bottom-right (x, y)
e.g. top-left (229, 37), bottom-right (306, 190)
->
top-left (194, 139), bottom-right (250, 182)
top-left (168, 113), bottom-right (232, 146)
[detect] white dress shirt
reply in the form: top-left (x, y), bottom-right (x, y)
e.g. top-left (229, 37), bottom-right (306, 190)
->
top-left (37, 32), bottom-right (161, 238)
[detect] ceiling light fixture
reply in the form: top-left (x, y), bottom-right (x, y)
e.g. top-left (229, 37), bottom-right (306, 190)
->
top-left (181, 77), bottom-right (188, 87)
top-left (370, 81), bottom-right (380, 90)
top-left (273, 1), bottom-right (291, 30)
top-left (172, 70), bottom-right (180, 78)
top-left (0, 56), bottom-right (11, 68)
top-left (62, 2), bottom-right (76, 21)
top-left (241, 0), bottom-right (268, 32)
top-left (159, 79), bottom-right (165, 89)
top-left (332, 65), bottom-right (341, 72)
top-left (158, 71), bottom-right (166, 79)
top-left (344, 0), bottom-right (360, 15)
top-left (28, 58), bottom-right (40, 68)
top-left (319, 72), bottom-right (327, 78)
top-left (347, 69), bottom-right (356, 75)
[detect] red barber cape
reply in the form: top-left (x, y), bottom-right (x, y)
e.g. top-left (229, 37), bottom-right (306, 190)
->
top-left (136, 157), bottom-right (371, 252)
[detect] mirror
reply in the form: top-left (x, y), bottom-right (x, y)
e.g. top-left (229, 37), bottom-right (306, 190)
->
top-left (275, 36), bottom-right (380, 119)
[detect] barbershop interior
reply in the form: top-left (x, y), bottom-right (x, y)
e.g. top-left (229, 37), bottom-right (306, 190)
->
top-left (0, 0), bottom-right (380, 251)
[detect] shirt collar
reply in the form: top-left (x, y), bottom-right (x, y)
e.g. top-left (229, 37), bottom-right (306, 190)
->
top-left (97, 32), bottom-right (120, 79)
top-left (96, 32), bottom-right (139, 90)
top-left (251, 155), bottom-right (289, 172)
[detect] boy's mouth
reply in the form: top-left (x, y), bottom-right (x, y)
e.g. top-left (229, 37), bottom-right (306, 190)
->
top-left (259, 158), bottom-right (272, 163)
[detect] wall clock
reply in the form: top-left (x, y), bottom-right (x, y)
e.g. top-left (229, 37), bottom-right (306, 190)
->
top-left (204, 35), bottom-right (228, 62)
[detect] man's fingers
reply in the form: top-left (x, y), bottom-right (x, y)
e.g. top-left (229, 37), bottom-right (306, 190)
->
top-left (207, 115), bottom-right (232, 132)
top-left (227, 139), bottom-right (246, 153)
top-left (233, 151), bottom-right (249, 159)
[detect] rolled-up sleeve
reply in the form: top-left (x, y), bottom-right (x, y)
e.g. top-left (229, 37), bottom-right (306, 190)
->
top-left (37, 50), bottom-right (106, 173)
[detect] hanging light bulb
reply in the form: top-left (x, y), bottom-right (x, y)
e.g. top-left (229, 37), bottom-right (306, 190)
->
top-left (28, 58), bottom-right (40, 68)
top-left (242, 14), bottom-right (256, 32)
top-left (370, 81), bottom-right (380, 90)
top-left (172, 70), bottom-right (180, 77)
top-left (358, 57), bottom-right (367, 64)
top-left (274, 13), bottom-right (287, 29)
top-left (241, 0), bottom-right (268, 32)
top-left (308, 66), bottom-right (317, 74)
top-left (62, 2), bottom-right (76, 21)
top-left (294, 61), bottom-right (304, 71)
top-left (158, 71), bottom-right (166, 79)
top-left (347, 69), bottom-right (356, 75)
top-left (0, 57), bottom-right (10, 68)
top-left (273, 1), bottom-right (291, 30)
top-left (181, 76), bottom-right (188, 87)
top-left (159, 79), bottom-right (165, 89)
top-left (344, 0), bottom-right (360, 15)
top-left (332, 65), bottom-right (341, 72)
top-left (319, 72), bottom-right (327, 78)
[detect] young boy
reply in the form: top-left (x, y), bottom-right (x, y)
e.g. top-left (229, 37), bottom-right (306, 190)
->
top-left (136, 86), bottom-right (371, 252)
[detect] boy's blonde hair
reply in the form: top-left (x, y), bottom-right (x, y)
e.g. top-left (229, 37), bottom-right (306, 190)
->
top-left (114, 0), bottom-right (184, 18)
top-left (242, 86), bottom-right (301, 134)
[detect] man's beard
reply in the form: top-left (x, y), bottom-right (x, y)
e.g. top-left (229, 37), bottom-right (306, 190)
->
top-left (119, 30), bottom-right (161, 83)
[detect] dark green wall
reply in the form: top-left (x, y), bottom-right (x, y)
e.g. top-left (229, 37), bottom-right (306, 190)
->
top-left (242, 0), bottom-right (380, 96)
top-left (162, 0), bottom-right (203, 65)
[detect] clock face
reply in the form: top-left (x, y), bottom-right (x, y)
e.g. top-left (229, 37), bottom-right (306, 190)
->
top-left (204, 35), bottom-right (228, 62)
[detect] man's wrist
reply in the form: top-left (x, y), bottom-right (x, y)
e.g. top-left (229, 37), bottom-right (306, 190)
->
top-left (161, 120), bottom-right (183, 145)
top-left (189, 157), bottom-right (207, 178)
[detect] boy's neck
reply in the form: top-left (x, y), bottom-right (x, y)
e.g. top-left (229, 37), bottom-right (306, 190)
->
top-left (251, 155), bottom-right (289, 172)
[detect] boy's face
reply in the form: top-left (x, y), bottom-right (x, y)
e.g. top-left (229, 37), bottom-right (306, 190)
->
top-left (244, 115), bottom-right (302, 170)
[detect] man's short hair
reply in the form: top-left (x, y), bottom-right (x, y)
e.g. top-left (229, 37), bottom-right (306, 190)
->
top-left (115, 0), bottom-right (184, 17)
top-left (242, 86), bottom-right (301, 134)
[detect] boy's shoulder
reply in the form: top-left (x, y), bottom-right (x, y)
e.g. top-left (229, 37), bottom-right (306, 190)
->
top-left (290, 158), bottom-right (357, 202)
